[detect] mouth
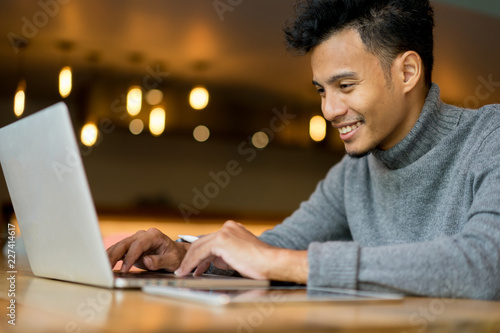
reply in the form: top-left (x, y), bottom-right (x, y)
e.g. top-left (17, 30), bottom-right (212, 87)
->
top-left (337, 121), bottom-right (362, 141)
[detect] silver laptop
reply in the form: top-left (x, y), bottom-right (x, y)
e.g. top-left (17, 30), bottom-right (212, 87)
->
top-left (0, 102), bottom-right (268, 289)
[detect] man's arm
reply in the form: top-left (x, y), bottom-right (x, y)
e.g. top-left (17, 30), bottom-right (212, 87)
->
top-left (310, 208), bottom-right (500, 300)
top-left (306, 136), bottom-right (500, 300)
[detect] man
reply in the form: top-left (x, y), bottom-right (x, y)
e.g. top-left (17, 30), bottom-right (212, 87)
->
top-left (107, 0), bottom-right (500, 300)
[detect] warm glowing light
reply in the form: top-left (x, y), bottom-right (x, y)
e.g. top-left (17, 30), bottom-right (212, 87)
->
top-left (145, 89), bottom-right (163, 105)
top-left (193, 125), bottom-right (210, 142)
top-left (252, 131), bottom-right (269, 149)
top-left (59, 66), bottom-right (72, 98)
top-left (129, 119), bottom-right (144, 135)
top-left (127, 86), bottom-right (142, 116)
top-left (14, 80), bottom-right (26, 117)
top-left (189, 86), bottom-right (209, 110)
top-left (310, 115), bottom-right (327, 142)
top-left (149, 107), bottom-right (166, 136)
top-left (81, 123), bottom-right (98, 147)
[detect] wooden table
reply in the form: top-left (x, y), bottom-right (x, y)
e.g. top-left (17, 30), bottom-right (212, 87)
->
top-left (1, 218), bottom-right (500, 333)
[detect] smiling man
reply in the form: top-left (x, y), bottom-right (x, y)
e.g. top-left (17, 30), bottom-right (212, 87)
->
top-left (108, 0), bottom-right (500, 300)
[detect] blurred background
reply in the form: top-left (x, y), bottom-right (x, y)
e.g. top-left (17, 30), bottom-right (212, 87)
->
top-left (0, 0), bottom-right (499, 222)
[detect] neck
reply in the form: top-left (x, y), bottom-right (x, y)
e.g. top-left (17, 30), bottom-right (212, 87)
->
top-left (371, 83), bottom-right (460, 169)
top-left (379, 82), bottom-right (428, 151)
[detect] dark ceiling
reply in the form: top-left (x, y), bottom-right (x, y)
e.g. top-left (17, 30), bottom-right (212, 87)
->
top-left (0, 0), bottom-right (499, 133)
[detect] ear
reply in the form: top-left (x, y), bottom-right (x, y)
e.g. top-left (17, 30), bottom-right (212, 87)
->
top-left (395, 51), bottom-right (423, 94)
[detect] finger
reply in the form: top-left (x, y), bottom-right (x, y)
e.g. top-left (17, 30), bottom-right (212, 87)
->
top-left (106, 244), bottom-right (115, 256)
top-left (121, 228), bottom-right (174, 272)
top-left (121, 237), bottom-right (156, 272)
top-left (193, 259), bottom-right (212, 276)
top-left (142, 254), bottom-right (173, 271)
top-left (106, 244), bottom-right (117, 265)
top-left (142, 256), bottom-right (155, 271)
top-left (107, 237), bottom-right (137, 268)
top-left (106, 230), bottom-right (147, 266)
top-left (107, 243), bottom-right (126, 268)
top-left (175, 235), bottom-right (215, 276)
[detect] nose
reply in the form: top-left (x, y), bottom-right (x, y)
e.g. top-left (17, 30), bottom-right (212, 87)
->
top-left (322, 94), bottom-right (348, 122)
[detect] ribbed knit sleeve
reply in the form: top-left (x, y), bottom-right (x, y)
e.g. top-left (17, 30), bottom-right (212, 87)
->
top-left (308, 241), bottom-right (360, 289)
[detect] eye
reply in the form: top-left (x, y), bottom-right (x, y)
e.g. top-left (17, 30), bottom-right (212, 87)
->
top-left (339, 83), bottom-right (355, 90)
top-left (315, 87), bottom-right (325, 95)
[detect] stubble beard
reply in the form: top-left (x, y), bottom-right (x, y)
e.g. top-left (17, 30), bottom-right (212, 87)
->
top-left (344, 140), bottom-right (378, 159)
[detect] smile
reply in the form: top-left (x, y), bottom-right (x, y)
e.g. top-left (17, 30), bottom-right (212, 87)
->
top-left (338, 122), bottom-right (362, 134)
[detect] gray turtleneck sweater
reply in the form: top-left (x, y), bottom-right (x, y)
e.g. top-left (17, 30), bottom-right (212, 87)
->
top-left (259, 84), bottom-right (500, 300)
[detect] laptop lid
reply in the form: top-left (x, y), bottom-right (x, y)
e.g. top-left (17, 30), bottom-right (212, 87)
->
top-left (0, 102), bottom-right (115, 288)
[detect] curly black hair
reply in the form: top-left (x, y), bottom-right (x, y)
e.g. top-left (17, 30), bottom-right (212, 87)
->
top-left (284, 0), bottom-right (435, 87)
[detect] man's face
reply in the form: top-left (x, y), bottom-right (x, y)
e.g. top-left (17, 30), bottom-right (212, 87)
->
top-left (311, 29), bottom-right (413, 157)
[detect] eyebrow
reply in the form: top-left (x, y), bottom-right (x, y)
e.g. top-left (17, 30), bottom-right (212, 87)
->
top-left (312, 71), bottom-right (358, 87)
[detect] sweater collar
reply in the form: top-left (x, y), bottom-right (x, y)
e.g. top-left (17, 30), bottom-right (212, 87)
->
top-left (371, 84), bottom-right (461, 169)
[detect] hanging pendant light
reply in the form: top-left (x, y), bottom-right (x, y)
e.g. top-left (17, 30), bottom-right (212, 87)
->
top-left (189, 86), bottom-right (209, 110)
top-left (59, 66), bottom-right (72, 98)
top-left (14, 79), bottom-right (26, 117)
top-left (309, 115), bottom-right (327, 142)
top-left (14, 39), bottom-right (28, 117)
top-left (127, 86), bottom-right (142, 116)
top-left (149, 107), bottom-right (166, 136)
top-left (81, 122), bottom-right (98, 147)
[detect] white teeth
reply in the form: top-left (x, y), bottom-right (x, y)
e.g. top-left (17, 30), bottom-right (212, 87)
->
top-left (339, 122), bottom-right (362, 135)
